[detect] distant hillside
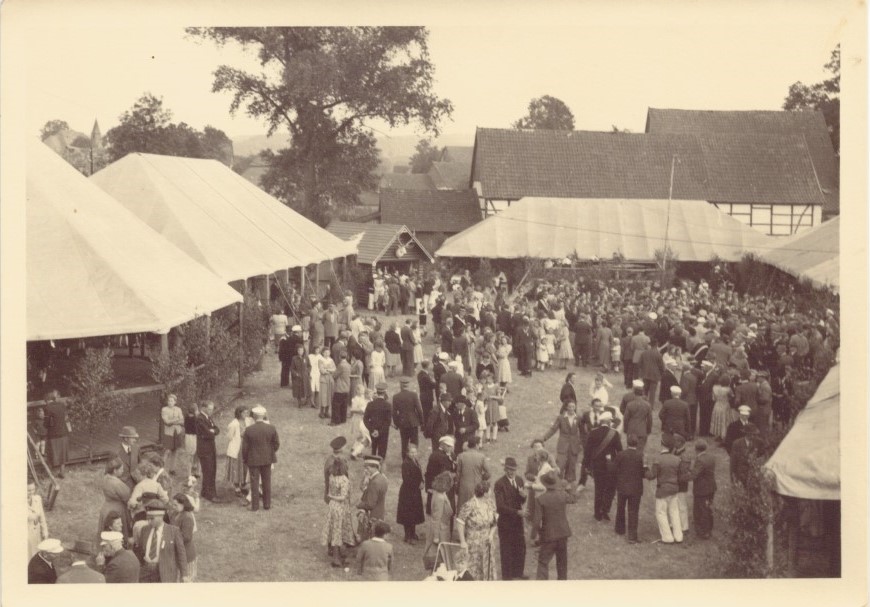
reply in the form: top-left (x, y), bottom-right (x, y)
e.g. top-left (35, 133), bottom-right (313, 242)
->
top-left (230, 131), bottom-right (474, 174)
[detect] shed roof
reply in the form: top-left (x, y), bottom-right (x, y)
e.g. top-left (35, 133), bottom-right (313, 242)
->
top-left (327, 221), bottom-right (434, 266)
top-left (380, 189), bottom-right (481, 234)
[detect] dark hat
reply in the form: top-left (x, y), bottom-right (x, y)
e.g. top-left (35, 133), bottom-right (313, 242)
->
top-left (502, 457), bottom-right (518, 471)
top-left (363, 455), bottom-right (383, 466)
top-left (330, 436), bottom-right (347, 451)
top-left (119, 425), bottom-right (139, 438)
top-left (64, 539), bottom-right (97, 557)
top-left (541, 471), bottom-right (559, 487)
top-left (375, 382), bottom-right (388, 393)
top-left (144, 499), bottom-right (167, 516)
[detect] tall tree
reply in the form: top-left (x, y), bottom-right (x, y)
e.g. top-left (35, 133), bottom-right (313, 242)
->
top-left (409, 138), bottom-right (441, 174)
top-left (513, 95), bottom-right (575, 130)
top-left (104, 93), bottom-right (234, 165)
top-left (783, 45), bottom-right (840, 154)
top-left (40, 119), bottom-right (70, 141)
top-left (186, 27), bottom-right (453, 225)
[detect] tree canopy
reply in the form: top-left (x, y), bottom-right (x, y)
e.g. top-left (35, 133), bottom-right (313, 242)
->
top-left (186, 27), bottom-right (453, 225)
top-left (40, 119), bottom-right (70, 141)
top-left (513, 95), bottom-right (575, 130)
top-left (409, 138), bottom-right (441, 174)
top-left (104, 93), bottom-right (234, 165)
top-left (783, 45), bottom-right (840, 154)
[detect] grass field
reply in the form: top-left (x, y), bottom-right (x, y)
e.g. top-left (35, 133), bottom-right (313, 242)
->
top-left (45, 312), bottom-right (736, 581)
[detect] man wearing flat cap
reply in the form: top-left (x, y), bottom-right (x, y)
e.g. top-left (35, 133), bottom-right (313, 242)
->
top-left (392, 377), bottom-right (424, 460)
top-left (357, 455), bottom-right (388, 541)
top-left (28, 538), bottom-right (64, 583)
top-left (113, 426), bottom-right (142, 489)
top-left (425, 435), bottom-right (456, 515)
top-left (724, 405), bottom-right (753, 455)
top-left (425, 393), bottom-right (456, 454)
top-left (242, 405), bottom-right (280, 512)
top-left (364, 384), bottom-right (392, 459)
top-left (534, 471), bottom-right (577, 580)
top-left (135, 500), bottom-right (189, 582)
top-left (494, 457), bottom-right (527, 580)
top-left (659, 386), bottom-right (691, 450)
top-left (97, 531), bottom-right (140, 583)
top-left (582, 412), bottom-right (622, 522)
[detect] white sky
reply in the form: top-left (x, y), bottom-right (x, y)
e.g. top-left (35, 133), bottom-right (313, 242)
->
top-left (24, 2), bottom-right (848, 142)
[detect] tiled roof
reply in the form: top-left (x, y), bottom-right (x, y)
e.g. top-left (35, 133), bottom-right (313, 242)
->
top-left (646, 108), bottom-right (838, 212)
top-left (378, 172), bottom-right (433, 191)
top-left (428, 161), bottom-right (471, 189)
top-left (471, 127), bottom-right (827, 206)
top-left (380, 189), bottom-right (481, 234)
top-left (327, 221), bottom-right (433, 265)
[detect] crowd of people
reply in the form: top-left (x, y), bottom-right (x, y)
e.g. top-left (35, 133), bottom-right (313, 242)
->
top-left (27, 264), bottom-right (839, 583)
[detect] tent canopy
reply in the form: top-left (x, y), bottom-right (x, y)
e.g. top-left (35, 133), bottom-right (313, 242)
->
top-left (755, 217), bottom-right (839, 291)
top-left (436, 197), bottom-right (771, 262)
top-left (90, 153), bottom-right (356, 282)
top-left (765, 361), bottom-right (840, 500)
top-left (27, 141), bottom-right (243, 341)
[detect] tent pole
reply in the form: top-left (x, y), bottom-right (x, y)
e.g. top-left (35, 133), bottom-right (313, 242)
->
top-left (315, 263), bottom-right (321, 302)
top-left (238, 299), bottom-right (244, 388)
top-left (204, 315), bottom-right (211, 351)
top-left (160, 333), bottom-right (169, 355)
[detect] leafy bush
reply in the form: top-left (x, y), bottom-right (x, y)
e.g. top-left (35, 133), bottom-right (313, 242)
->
top-left (67, 348), bottom-right (132, 462)
top-left (241, 293), bottom-right (269, 374)
top-left (149, 341), bottom-right (196, 405)
top-left (183, 315), bottom-right (239, 399)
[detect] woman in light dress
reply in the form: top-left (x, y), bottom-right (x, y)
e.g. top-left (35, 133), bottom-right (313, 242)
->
top-left (496, 336), bottom-right (513, 387)
top-left (308, 347), bottom-right (321, 409)
top-left (27, 480), bottom-right (48, 559)
top-left (411, 321), bottom-right (424, 368)
top-left (369, 343), bottom-right (387, 387)
top-left (711, 375), bottom-right (737, 440)
top-left (225, 405), bottom-right (250, 497)
top-left (349, 384), bottom-right (369, 447)
top-left (318, 346), bottom-right (336, 420)
top-left (555, 320), bottom-right (574, 370)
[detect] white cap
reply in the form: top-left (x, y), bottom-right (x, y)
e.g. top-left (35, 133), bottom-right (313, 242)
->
top-left (251, 405), bottom-right (267, 416)
top-left (670, 386), bottom-right (682, 395)
top-left (438, 352), bottom-right (450, 361)
top-left (38, 538), bottom-right (64, 554)
top-left (632, 379), bottom-right (644, 389)
top-left (598, 411), bottom-right (614, 422)
top-left (439, 435), bottom-right (455, 447)
top-left (100, 531), bottom-right (124, 544)
top-left (738, 405), bottom-right (751, 415)
top-left (291, 325), bottom-right (302, 332)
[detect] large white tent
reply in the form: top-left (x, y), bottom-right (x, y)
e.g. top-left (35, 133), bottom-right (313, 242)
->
top-left (436, 197), bottom-right (771, 261)
top-left (765, 360), bottom-right (840, 500)
top-left (755, 217), bottom-right (839, 291)
top-left (27, 142), bottom-right (243, 341)
top-left (90, 153), bottom-right (357, 282)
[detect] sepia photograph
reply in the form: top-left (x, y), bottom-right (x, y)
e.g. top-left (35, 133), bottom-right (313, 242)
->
top-left (0, 0), bottom-right (866, 604)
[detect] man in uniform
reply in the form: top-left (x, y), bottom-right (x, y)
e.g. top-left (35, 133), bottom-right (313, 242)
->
top-left (357, 455), bottom-right (388, 540)
top-left (97, 531), bottom-right (140, 583)
top-left (494, 457), bottom-right (527, 580)
top-left (364, 383), bottom-right (392, 459)
top-left (242, 405), bottom-right (280, 511)
top-left (392, 377), bottom-right (424, 460)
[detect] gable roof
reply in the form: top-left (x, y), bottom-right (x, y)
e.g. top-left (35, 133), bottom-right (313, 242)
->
top-left (327, 221), bottom-right (434, 266)
top-left (379, 172), bottom-right (433, 191)
top-left (646, 108), bottom-right (838, 213)
top-left (428, 161), bottom-right (471, 189)
top-left (380, 189), bottom-right (481, 234)
top-left (471, 127), bottom-right (827, 206)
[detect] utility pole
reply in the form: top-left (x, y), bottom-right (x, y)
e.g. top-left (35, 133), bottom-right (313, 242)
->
top-left (661, 155), bottom-right (677, 285)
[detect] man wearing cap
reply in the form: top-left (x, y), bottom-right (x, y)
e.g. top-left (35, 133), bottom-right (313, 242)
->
top-left (644, 444), bottom-right (683, 544)
top-left (324, 437), bottom-right (348, 504)
top-left (622, 381), bottom-right (653, 452)
top-left (697, 361), bottom-right (720, 437)
top-left (534, 471), bottom-right (578, 580)
top-left (114, 426), bottom-right (142, 488)
top-left (425, 393), bottom-right (456, 453)
top-left (242, 405), bottom-right (280, 512)
top-left (679, 362), bottom-right (703, 439)
top-left (613, 434), bottom-right (645, 543)
top-left (331, 353), bottom-right (351, 426)
top-left (135, 501), bottom-right (189, 582)
top-left (690, 439), bottom-right (717, 540)
top-left (29, 538), bottom-right (63, 583)
top-left (724, 405), bottom-right (753, 454)
top-left (56, 545), bottom-right (105, 583)
top-left (582, 412), bottom-right (622, 521)
top-left (97, 531), bottom-right (140, 583)
top-left (278, 329), bottom-right (294, 388)
top-left (659, 386), bottom-right (691, 450)
top-left (357, 455), bottom-right (388, 540)
top-left (638, 338), bottom-right (666, 407)
top-left (392, 378), bottom-right (424, 460)
top-left (452, 396), bottom-right (480, 455)
top-left (195, 401), bottom-right (222, 503)
top-left (494, 456), bottom-right (527, 580)
top-left (442, 361), bottom-right (464, 401)
top-left (363, 384), bottom-right (392, 459)
top-left (425, 435), bottom-right (456, 515)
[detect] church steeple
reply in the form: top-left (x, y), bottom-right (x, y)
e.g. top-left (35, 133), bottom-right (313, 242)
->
top-left (90, 119), bottom-right (103, 149)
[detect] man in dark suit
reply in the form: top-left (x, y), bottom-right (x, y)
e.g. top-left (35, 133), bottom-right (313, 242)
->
top-left (426, 393), bottom-right (456, 453)
top-left (433, 353), bottom-right (449, 388)
top-left (400, 320), bottom-right (415, 376)
top-left (582, 412), bottom-right (623, 521)
top-left (659, 386), bottom-right (691, 449)
top-left (734, 369), bottom-right (759, 418)
top-left (114, 426), bottom-right (142, 488)
top-left (724, 405), bottom-right (753, 454)
top-left (356, 455), bottom-right (389, 540)
top-left (195, 401), bottom-right (222, 503)
top-left (690, 439), bottom-right (717, 539)
top-left (392, 377), bottom-right (424, 459)
top-left (277, 331), bottom-right (293, 387)
top-left (638, 339), bottom-right (665, 407)
top-left (98, 531), bottom-right (140, 583)
top-left (136, 501), bottom-right (189, 582)
top-left (559, 373), bottom-right (577, 406)
top-left (364, 383), bottom-right (393, 459)
top-left (516, 322), bottom-right (535, 377)
top-left (494, 457), bottom-right (527, 580)
top-left (442, 362), bottom-right (464, 400)
top-left (622, 381), bottom-right (653, 452)
top-left (417, 362), bottom-right (437, 431)
top-left (242, 405), bottom-right (280, 511)
top-left (534, 471), bottom-right (577, 580)
top-left (56, 552), bottom-right (105, 583)
top-left (424, 435), bottom-right (456, 514)
top-left (730, 424), bottom-right (762, 486)
top-left (43, 391), bottom-right (69, 478)
top-left (28, 538), bottom-right (63, 583)
top-left (697, 361), bottom-right (719, 436)
top-left (452, 398), bottom-right (480, 454)
top-left (573, 315), bottom-right (593, 367)
top-left (679, 362), bottom-right (703, 439)
top-left (613, 433), bottom-right (645, 543)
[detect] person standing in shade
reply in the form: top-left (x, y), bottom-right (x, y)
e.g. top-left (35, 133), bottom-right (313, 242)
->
top-left (401, 319), bottom-right (415, 376)
top-left (690, 439), bottom-right (717, 539)
top-left (242, 405), bottom-right (280, 512)
top-left (534, 471), bottom-right (577, 580)
top-left (425, 435), bottom-right (456, 516)
top-left (278, 330), bottom-right (293, 388)
top-left (356, 521), bottom-right (393, 581)
top-left (396, 444), bottom-right (425, 544)
top-left (183, 404), bottom-right (201, 479)
top-left (331, 354), bottom-right (351, 426)
top-left (659, 386), bottom-right (691, 450)
top-left (43, 390), bottom-right (69, 479)
top-left (290, 344), bottom-right (309, 408)
top-left (622, 380), bottom-right (653, 452)
top-left (392, 377), bottom-right (424, 460)
top-left (671, 433), bottom-right (692, 536)
top-left (645, 443), bottom-right (683, 544)
top-left (582, 411), bottom-right (622, 521)
top-left (494, 457), bottom-right (527, 580)
top-left (426, 393), bottom-right (456, 453)
top-left (135, 501), bottom-right (189, 582)
top-left (96, 531), bottom-right (140, 583)
top-left (364, 383), bottom-right (392, 459)
top-left (356, 455), bottom-right (388, 541)
top-left (28, 538), bottom-right (63, 584)
top-left (638, 338), bottom-right (666, 407)
top-left (114, 426), bottom-right (142, 489)
top-left (613, 433), bottom-right (645, 543)
top-left (455, 436), bottom-right (489, 511)
top-left (417, 361), bottom-right (437, 431)
top-left (195, 401), bottom-right (222, 503)
top-left (679, 362), bottom-right (703, 439)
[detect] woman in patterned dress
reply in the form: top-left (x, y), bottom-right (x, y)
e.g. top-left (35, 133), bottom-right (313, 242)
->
top-left (496, 336), bottom-right (513, 387)
top-left (455, 481), bottom-right (498, 581)
top-left (711, 375), bottom-right (737, 440)
top-left (321, 458), bottom-right (357, 567)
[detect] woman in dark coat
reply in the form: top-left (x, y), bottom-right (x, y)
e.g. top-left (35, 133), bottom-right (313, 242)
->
top-left (289, 344), bottom-right (309, 407)
top-left (397, 444), bottom-right (425, 544)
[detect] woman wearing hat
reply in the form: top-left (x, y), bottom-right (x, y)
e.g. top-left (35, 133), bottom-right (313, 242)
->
top-left (321, 457), bottom-right (358, 567)
top-left (97, 458), bottom-right (132, 545)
